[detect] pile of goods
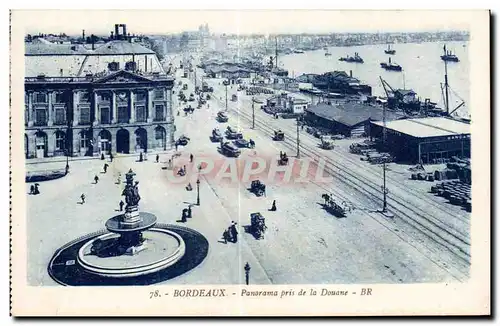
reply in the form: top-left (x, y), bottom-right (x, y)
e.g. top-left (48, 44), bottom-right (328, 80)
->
top-left (246, 87), bottom-right (274, 96)
top-left (430, 180), bottom-right (471, 212)
top-left (360, 152), bottom-right (394, 164)
top-left (349, 140), bottom-right (376, 155)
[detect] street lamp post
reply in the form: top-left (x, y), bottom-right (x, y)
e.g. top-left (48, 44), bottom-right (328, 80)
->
top-left (252, 97), bottom-right (255, 129)
top-left (244, 262), bottom-right (251, 285)
top-left (196, 178), bottom-right (200, 206)
top-left (296, 117), bottom-right (300, 158)
top-left (225, 82), bottom-right (228, 111)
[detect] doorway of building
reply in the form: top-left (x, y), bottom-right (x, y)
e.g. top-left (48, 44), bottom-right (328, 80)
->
top-left (116, 129), bottom-right (130, 154)
top-left (35, 131), bottom-right (47, 158)
top-left (98, 129), bottom-right (112, 155)
top-left (135, 128), bottom-right (148, 152)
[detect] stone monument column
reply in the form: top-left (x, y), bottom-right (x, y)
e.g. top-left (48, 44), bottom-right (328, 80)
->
top-left (93, 91), bottom-right (99, 126)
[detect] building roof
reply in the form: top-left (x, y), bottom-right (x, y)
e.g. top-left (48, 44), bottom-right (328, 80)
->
top-left (25, 43), bottom-right (90, 55)
top-left (371, 117), bottom-right (470, 138)
top-left (305, 102), bottom-right (402, 127)
top-left (92, 41), bottom-right (155, 55)
top-left (25, 40), bottom-right (163, 77)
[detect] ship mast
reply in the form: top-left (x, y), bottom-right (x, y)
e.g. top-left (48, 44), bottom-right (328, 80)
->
top-left (444, 59), bottom-right (450, 116)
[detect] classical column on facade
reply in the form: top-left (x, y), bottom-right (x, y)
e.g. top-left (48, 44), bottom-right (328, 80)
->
top-left (147, 88), bottom-right (154, 123)
top-left (93, 91), bottom-right (99, 126)
top-left (112, 91), bottom-right (117, 124)
top-left (129, 90), bottom-right (135, 123)
top-left (72, 90), bottom-right (79, 126)
top-left (47, 91), bottom-right (53, 126)
top-left (27, 92), bottom-right (34, 127)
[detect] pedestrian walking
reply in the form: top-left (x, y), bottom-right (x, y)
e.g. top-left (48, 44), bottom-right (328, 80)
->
top-left (181, 208), bottom-right (188, 223)
top-left (244, 262), bottom-right (251, 285)
top-left (188, 205), bottom-right (192, 218)
top-left (119, 200), bottom-right (124, 211)
top-left (103, 163), bottom-right (109, 173)
top-left (222, 229), bottom-right (229, 244)
top-left (34, 183), bottom-right (40, 195)
top-left (183, 165), bottom-right (187, 173)
top-left (100, 153), bottom-right (105, 160)
top-left (139, 152), bottom-right (143, 162)
top-left (109, 153), bottom-right (113, 162)
top-left (156, 154), bottom-right (159, 163)
top-left (190, 153), bottom-right (194, 163)
top-left (175, 143), bottom-right (179, 151)
top-left (29, 185), bottom-right (34, 195)
top-left (94, 175), bottom-right (99, 184)
top-left (270, 200), bottom-right (277, 211)
top-left (80, 193), bottom-right (86, 204)
top-left (229, 222), bottom-right (238, 243)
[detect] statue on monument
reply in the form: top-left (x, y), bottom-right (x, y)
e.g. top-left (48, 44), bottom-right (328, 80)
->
top-left (122, 169), bottom-right (141, 207)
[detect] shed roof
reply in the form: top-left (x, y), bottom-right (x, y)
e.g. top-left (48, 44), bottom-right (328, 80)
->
top-left (92, 41), bottom-right (155, 55)
top-left (305, 102), bottom-right (402, 127)
top-left (371, 117), bottom-right (470, 138)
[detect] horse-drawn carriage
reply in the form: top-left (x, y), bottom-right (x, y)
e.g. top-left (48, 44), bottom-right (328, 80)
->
top-left (225, 126), bottom-right (243, 140)
top-left (278, 152), bottom-right (289, 166)
top-left (234, 138), bottom-right (255, 149)
top-left (273, 130), bottom-right (285, 141)
top-left (250, 212), bottom-right (267, 240)
top-left (250, 180), bottom-right (266, 197)
top-left (183, 105), bottom-right (195, 114)
top-left (217, 111), bottom-right (228, 123)
top-left (321, 193), bottom-right (351, 218)
top-left (221, 142), bottom-right (241, 158)
top-left (176, 135), bottom-right (190, 146)
top-left (320, 138), bottom-right (335, 150)
top-left (210, 128), bottom-right (223, 142)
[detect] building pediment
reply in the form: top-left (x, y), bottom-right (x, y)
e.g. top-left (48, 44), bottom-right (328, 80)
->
top-left (94, 70), bottom-right (153, 84)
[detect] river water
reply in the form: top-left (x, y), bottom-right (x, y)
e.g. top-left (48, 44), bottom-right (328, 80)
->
top-left (279, 41), bottom-right (469, 118)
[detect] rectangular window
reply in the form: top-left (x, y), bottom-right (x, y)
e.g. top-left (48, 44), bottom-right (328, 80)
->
top-left (154, 89), bottom-right (164, 100)
top-left (35, 92), bottom-right (47, 103)
top-left (54, 108), bottom-right (66, 125)
top-left (100, 93), bottom-right (111, 102)
top-left (117, 106), bottom-right (129, 123)
top-left (136, 92), bottom-right (147, 102)
top-left (56, 134), bottom-right (65, 151)
top-left (154, 105), bottom-right (164, 121)
top-left (55, 92), bottom-right (65, 103)
top-left (100, 107), bottom-right (110, 124)
top-left (25, 106), bottom-right (28, 125)
top-left (79, 107), bottom-right (91, 124)
top-left (80, 92), bottom-right (90, 103)
top-left (136, 106), bottom-right (146, 122)
top-left (34, 108), bottom-right (47, 126)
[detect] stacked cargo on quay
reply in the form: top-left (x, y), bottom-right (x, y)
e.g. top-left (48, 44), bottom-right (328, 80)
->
top-left (296, 70), bottom-right (372, 96)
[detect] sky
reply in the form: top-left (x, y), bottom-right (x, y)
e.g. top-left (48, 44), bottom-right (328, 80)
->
top-left (14, 10), bottom-right (472, 36)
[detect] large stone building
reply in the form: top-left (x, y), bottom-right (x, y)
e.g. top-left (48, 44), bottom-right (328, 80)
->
top-left (24, 24), bottom-right (175, 159)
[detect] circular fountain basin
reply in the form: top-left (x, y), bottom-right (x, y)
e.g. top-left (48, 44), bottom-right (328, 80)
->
top-left (77, 228), bottom-right (185, 278)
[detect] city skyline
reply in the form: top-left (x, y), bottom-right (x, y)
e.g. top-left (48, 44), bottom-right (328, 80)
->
top-left (18, 10), bottom-right (470, 36)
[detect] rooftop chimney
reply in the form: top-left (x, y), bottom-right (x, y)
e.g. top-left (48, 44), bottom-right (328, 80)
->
top-left (122, 24), bottom-right (127, 40)
top-left (91, 34), bottom-right (95, 50)
top-left (350, 70), bottom-right (352, 78)
top-left (115, 24), bottom-right (119, 40)
top-left (82, 29), bottom-right (85, 41)
top-left (110, 31), bottom-right (114, 40)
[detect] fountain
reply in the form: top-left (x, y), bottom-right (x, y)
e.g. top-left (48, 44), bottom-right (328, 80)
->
top-left (48, 169), bottom-right (209, 285)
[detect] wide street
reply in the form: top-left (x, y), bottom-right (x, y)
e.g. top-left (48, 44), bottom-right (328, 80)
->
top-left (27, 66), bottom-right (463, 286)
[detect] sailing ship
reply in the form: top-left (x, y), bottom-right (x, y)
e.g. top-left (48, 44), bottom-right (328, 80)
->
top-left (380, 57), bottom-right (402, 71)
top-left (384, 44), bottom-right (396, 55)
top-left (338, 52), bottom-right (364, 63)
top-left (441, 44), bottom-right (459, 62)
